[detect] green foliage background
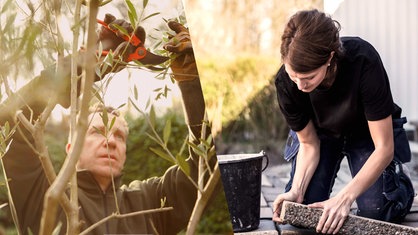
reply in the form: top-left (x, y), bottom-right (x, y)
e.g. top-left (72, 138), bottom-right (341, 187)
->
top-left (123, 110), bottom-right (184, 181)
top-left (199, 56), bottom-right (289, 161)
top-left (123, 110), bottom-right (232, 233)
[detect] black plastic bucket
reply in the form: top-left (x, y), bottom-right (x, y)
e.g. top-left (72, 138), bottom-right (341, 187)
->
top-left (218, 151), bottom-right (269, 232)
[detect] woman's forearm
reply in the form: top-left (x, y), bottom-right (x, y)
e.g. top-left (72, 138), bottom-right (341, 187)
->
top-left (291, 141), bottom-right (320, 198)
top-left (338, 116), bottom-right (394, 203)
top-left (290, 120), bottom-right (321, 199)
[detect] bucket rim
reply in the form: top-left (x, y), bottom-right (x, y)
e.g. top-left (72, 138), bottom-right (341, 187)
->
top-left (217, 151), bottom-right (266, 164)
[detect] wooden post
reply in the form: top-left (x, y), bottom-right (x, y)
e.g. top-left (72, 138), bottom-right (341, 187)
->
top-left (280, 201), bottom-right (418, 235)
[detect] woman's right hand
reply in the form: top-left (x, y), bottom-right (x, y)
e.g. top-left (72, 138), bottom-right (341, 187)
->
top-left (272, 190), bottom-right (303, 223)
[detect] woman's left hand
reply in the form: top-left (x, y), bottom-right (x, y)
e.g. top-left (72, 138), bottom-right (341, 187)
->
top-left (308, 194), bottom-right (353, 234)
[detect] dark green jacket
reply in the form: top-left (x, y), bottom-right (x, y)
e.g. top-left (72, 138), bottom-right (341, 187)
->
top-left (0, 63), bottom-right (207, 234)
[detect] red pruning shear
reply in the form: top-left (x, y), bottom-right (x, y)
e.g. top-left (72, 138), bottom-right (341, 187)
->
top-left (97, 19), bottom-right (147, 62)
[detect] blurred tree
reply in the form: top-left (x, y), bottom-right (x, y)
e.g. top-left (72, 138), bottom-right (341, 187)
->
top-left (184, 0), bottom-right (323, 58)
top-left (183, 0), bottom-right (323, 160)
top-left (124, 109), bottom-right (187, 181)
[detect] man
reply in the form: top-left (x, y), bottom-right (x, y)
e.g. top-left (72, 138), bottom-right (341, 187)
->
top-left (0, 14), bottom-right (211, 235)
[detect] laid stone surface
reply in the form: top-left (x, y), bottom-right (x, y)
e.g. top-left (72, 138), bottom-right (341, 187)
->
top-left (260, 206), bottom-right (273, 219)
top-left (234, 219), bottom-right (279, 235)
top-left (280, 201), bottom-right (418, 235)
top-left (260, 192), bottom-right (268, 207)
top-left (262, 174), bottom-right (274, 187)
top-left (278, 224), bottom-right (318, 235)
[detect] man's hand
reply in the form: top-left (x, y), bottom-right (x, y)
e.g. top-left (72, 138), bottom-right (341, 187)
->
top-left (96, 13), bottom-right (168, 77)
top-left (308, 194), bottom-right (352, 234)
top-left (163, 21), bottom-right (198, 82)
top-left (95, 13), bottom-right (139, 76)
top-left (97, 14), bottom-right (135, 52)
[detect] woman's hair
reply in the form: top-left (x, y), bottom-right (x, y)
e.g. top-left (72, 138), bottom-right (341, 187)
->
top-left (280, 9), bottom-right (344, 74)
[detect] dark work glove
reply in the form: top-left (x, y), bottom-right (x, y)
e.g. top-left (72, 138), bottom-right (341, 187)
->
top-left (97, 13), bottom-right (168, 74)
top-left (97, 13), bottom-right (136, 52)
top-left (45, 14), bottom-right (168, 108)
top-left (163, 21), bottom-right (198, 82)
top-left (47, 13), bottom-right (138, 108)
top-left (95, 13), bottom-right (142, 76)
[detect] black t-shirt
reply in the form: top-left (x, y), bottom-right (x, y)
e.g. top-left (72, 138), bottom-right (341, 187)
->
top-left (275, 37), bottom-right (400, 138)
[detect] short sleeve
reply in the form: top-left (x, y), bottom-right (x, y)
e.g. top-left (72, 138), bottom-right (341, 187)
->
top-left (275, 65), bottom-right (311, 131)
top-left (359, 44), bottom-right (394, 121)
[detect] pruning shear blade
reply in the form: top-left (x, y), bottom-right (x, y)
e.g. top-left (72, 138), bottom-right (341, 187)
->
top-left (97, 19), bottom-right (168, 65)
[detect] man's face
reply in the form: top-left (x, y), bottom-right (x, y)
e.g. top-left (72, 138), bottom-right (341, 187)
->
top-left (76, 112), bottom-right (128, 181)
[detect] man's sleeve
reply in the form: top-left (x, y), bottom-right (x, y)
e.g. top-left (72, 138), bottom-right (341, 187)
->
top-left (143, 78), bottom-right (213, 234)
top-left (0, 74), bottom-right (58, 234)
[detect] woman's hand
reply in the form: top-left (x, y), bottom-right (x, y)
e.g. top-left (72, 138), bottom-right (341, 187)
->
top-left (272, 190), bottom-right (303, 223)
top-left (308, 194), bottom-right (353, 234)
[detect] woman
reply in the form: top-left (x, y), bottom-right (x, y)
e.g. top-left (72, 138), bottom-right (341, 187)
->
top-left (272, 9), bottom-right (414, 234)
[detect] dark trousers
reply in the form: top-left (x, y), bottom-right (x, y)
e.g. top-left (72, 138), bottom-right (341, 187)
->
top-left (284, 128), bottom-right (414, 222)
